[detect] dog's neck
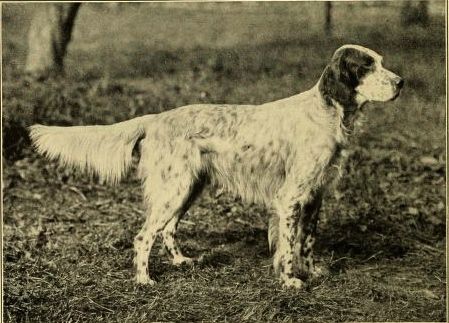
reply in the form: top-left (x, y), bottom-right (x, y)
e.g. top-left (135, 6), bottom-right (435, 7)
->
top-left (328, 98), bottom-right (356, 145)
top-left (316, 66), bottom-right (367, 129)
top-left (308, 75), bottom-right (366, 146)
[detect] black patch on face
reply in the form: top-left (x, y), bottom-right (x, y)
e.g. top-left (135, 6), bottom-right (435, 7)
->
top-left (319, 47), bottom-right (374, 111)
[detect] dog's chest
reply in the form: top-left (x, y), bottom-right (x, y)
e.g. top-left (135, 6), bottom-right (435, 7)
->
top-left (321, 144), bottom-right (348, 189)
top-left (291, 112), bottom-right (348, 189)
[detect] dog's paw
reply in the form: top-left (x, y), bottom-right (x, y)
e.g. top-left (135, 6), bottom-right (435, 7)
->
top-left (281, 277), bottom-right (305, 289)
top-left (172, 256), bottom-right (195, 266)
top-left (309, 265), bottom-right (328, 279)
top-left (135, 274), bottom-right (156, 286)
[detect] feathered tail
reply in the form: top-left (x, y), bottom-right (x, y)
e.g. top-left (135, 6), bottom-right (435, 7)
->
top-left (29, 115), bottom-right (152, 184)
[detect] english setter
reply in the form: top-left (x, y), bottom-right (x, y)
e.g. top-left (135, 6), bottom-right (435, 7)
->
top-left (30, 44), bottom-right (403, 288)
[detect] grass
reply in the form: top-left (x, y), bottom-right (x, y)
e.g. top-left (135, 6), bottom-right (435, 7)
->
top-left (2, 2), bottom-right (446, 322)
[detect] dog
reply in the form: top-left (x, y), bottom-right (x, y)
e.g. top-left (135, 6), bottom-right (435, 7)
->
top-left (29, 44), bottom-right (403, 288)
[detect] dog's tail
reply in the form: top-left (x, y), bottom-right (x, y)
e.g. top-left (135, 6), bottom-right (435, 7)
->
top-left (29, 115), bottom-right (152, 184)
top-left (268, 214), bottom-right (279, 253)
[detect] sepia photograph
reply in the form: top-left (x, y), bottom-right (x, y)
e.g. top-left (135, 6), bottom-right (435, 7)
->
top-left (2, 1), bottom-right (446, 322)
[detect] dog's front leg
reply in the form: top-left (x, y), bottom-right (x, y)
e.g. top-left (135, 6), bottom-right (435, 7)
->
top-left (296, 193), bottom-right (326, 279)
top-left (272, 198), bottom-right (305, 289)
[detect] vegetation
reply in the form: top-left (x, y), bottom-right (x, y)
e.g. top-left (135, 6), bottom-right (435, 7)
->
top-left (3, 2), bottom-right (446, 322)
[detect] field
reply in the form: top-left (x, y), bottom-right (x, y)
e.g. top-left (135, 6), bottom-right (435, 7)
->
top-left (2, 2), bottom-right (446, 322)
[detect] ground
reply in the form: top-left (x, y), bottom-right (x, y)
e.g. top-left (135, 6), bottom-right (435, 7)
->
top-left (2, 2), bottom-right (446, 322)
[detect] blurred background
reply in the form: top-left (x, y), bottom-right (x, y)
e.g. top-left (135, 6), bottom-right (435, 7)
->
top-left (2, 2), bottom-right (446, 322)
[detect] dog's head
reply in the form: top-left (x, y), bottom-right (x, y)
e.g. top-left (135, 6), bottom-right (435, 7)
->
top-left (319, 45), bottom-right (403, 108)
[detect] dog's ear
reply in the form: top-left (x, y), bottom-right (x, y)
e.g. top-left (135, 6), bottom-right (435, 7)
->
top-left (319, 48), bottom-right (373, 108)
top-left (332, 48), bottom-right (374, 86)
top-left (319, 54), bottom-right (354, 107)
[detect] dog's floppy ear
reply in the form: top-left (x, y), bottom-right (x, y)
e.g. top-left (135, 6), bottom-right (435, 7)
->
top-left (319, 47), bottom-right (373, 108)
top-left (319, 51), bottom-right (355, 108)
top-left (333, 48), bottom-right (374, 87)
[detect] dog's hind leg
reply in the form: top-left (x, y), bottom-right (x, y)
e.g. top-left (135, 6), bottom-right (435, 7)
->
top-left (133, 162), bottom-right (203, 285)
top-left (161, 215), bottom-right (193, 265)
top-left (161, 179), bottom-right (205, 266)
top-left (133, 211), bottom-right (160, 285)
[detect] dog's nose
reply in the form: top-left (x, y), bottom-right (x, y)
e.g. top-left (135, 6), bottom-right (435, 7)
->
top-left (396, 78), bottom-right (404, 89)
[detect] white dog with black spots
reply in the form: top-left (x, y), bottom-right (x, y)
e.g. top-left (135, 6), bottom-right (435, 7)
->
top-left (30, 44), bottom-right (403, 288)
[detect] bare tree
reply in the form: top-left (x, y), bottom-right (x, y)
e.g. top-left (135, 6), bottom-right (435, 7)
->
top-left (25, 3), bottom-right (81, 79)
top-left (401, 1), bottom-right (429, 26)
top-left (324, 2), bottom-right (332, 35)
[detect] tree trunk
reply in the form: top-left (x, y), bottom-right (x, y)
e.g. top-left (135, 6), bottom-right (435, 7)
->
top-left (401, 1), bottom-right (429, 26)
top-left (25, 3), bottom-right (81, 79)
top-left (324, 2), bottom-right (332, 35)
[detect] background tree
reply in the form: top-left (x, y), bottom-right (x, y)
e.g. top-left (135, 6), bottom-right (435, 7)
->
top-left (324, 2), bottom-right (333, 35)
top-left (401, 1), bottom-right (429, 26)
top-left (25, 3), bottom-right (81, 79)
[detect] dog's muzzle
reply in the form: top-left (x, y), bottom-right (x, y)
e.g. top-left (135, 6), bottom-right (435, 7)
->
top-left (391, 76), bottom-right (404, 100)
